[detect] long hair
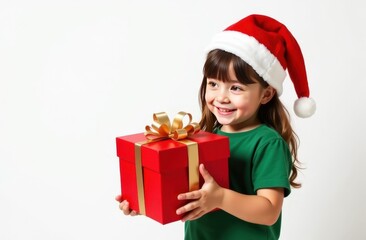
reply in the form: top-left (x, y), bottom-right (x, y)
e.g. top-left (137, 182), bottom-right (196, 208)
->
top-left (199, 49), bottom-right (302, 188)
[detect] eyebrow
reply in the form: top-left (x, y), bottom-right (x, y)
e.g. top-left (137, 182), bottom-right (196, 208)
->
top-left (226, 79), bottom-right (241, 84)
top-left (208, 78), bottom-right (240, 83)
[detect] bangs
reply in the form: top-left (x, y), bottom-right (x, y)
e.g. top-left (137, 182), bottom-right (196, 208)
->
top-left (203, 49), bottom-right (258, 85)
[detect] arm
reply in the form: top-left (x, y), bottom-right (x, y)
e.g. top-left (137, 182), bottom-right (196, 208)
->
top-left (219, 188), bottom-right (283, 225)
top-left (176, 164), bottom-right (284, 226)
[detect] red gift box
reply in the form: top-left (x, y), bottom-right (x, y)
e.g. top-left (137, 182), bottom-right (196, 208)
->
top-left (116, 130), bottom-right (229, 224)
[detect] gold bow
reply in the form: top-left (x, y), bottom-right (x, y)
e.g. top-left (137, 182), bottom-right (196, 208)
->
top-left (144, 111), bottom-right (200, 141)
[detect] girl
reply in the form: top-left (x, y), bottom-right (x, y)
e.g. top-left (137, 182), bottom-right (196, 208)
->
top-left (117, 14), bottom-right (315, 240)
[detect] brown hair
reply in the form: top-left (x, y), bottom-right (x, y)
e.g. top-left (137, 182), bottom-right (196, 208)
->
top-left (199, 49), bottom-right (302, 188)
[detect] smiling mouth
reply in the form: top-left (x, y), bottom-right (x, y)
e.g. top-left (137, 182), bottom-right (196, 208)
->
top-left (216, 106), bottom-right (235, 113)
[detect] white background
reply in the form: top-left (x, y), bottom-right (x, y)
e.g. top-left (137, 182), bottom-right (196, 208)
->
top-left (1, 0), bottom-right (365, 239)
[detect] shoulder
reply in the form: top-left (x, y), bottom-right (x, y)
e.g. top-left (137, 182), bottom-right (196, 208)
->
top-left (252, 125), bottom-right (289, 152)
top-left (256, 124), bottom-right (279, 136)
top-left (252, 125), bottom-right (282, 142)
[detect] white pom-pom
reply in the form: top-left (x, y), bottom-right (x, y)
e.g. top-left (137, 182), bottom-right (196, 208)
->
top-left (294, 97), bottom-right (316, 118)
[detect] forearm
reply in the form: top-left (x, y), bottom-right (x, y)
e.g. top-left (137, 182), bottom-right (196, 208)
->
top-left (218, 188), bottom-right (284, 226)
top-left (176, 165), bottom-right (285, 224)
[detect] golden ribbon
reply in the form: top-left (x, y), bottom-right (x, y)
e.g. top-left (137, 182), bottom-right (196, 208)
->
top-left (134, 112), bottom-right (201, 215)
top-left (144, 111), bottom-right (200, 140)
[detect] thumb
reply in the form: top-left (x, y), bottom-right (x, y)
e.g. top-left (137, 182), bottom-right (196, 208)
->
top-left (115, 195), bottom-right (123, 202)
top-left (199, 164), bottom-right (214, 183)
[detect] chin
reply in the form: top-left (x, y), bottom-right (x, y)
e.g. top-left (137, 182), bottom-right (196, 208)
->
top-left (215, 117), bottom-right (234, 126)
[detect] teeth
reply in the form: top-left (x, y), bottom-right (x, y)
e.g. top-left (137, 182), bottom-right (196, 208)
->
top-left (218, 107), bottom-right (232, 112)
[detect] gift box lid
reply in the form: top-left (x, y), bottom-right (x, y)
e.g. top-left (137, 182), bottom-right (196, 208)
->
top-left (116, 131), bottom-right (229, 173)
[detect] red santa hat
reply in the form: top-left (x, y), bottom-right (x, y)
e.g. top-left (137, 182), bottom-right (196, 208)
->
top-left (205, 14), bottom-right (316, 118)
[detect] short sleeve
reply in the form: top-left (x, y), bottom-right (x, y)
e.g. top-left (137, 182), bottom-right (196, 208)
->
top-left (252, 138), bottom-right (292, 197)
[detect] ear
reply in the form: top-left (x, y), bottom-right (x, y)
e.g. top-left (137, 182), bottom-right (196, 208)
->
top-left (260, 86), bottom-right (276, 104)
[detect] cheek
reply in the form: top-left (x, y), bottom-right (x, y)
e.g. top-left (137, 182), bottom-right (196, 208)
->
top-left (205, 91), bottom-right (215, 103)
top-left (205, 92), bottom-right (215, 112)
top-left (231, 96), bottom-right (251, 110)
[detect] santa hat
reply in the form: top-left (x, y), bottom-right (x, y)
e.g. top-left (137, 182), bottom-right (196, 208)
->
top-left (205, 14), bottom-right (316, 118)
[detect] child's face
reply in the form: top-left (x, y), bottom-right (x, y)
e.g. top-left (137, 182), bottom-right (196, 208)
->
top-left (205, 65), bottom-right (268, 132)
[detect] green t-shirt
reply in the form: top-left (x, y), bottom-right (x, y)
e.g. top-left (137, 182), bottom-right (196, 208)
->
top-left (184, 124), bottom-right (292, 240)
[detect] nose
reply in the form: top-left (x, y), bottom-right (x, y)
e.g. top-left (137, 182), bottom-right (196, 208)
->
top-left (215, 90), bottom-right (230, 103)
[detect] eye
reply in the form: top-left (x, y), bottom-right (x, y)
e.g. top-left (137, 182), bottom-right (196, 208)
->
top-left (207, 80), bottom-right (218, 88)
top-left (231, 85), bottom-right (244, 91)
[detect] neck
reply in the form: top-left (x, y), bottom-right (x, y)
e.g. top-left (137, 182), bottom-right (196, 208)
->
top-left (221, 119), bottom-right (261, 133)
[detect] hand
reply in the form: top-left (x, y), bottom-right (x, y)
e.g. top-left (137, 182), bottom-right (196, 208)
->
top-left (176, 164), bottom-right (224, 222)
top-left (115, 195), bottom-right (139, 216)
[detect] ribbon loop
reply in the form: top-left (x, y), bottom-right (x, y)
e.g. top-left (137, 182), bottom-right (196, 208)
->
top-left (145, 112), bottom-right (200, 141)
top-left (172, 129), bottom-right (188, 140)
top-left (154, 112), bottom-right (171, 129)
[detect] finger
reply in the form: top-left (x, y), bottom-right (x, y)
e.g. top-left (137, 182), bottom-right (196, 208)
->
top-left (130, 210), bottom-right (138, 216)
top-left (181, 209), bottom-right (205, 222)
top-left (118, 200), bottom-right (126, 211)
top-left (122, 203), bottom-right (130, 215)
top-left (119, 200), bottom-right (132, 215)
top-left (189, 210), bottom-right (205, 221)
top-left (115, 195), bottom-right (123, 202)
top-left (199, 164), bottom-right (213, 183)
top-left (176, 200), bottom-right (200, 215)
top-left (177, 190), bottom-right (202, 200)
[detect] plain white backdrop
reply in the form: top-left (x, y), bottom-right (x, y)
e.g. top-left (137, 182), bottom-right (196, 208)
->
top-left (1, 0), bottom-right (365, 239)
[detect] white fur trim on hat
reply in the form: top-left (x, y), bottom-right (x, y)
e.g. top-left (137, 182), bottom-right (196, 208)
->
top-left (205, 30), bottom-right (287, 95)
top-left (294, 97), bottom-right (316, 118)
